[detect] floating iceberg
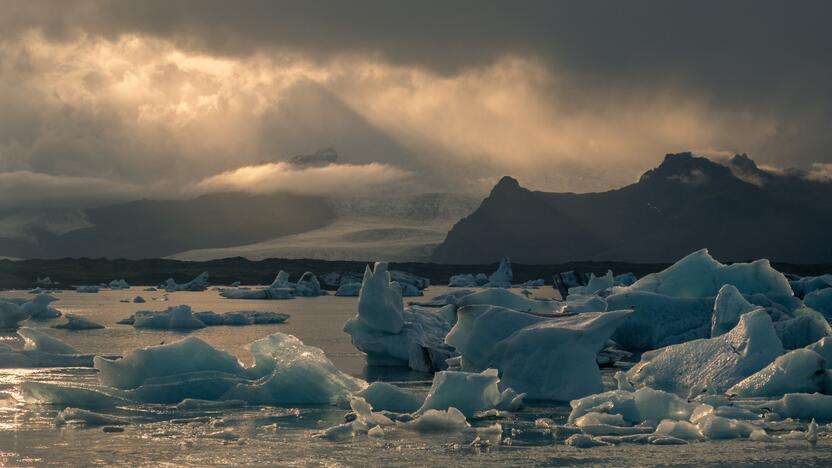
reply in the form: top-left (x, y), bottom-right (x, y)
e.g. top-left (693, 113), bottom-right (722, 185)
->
top-left (416, 369), bottom-right (522, 417)
top-left (711, 284), bottom-right (757, 337)
top-left (131, 305), bottom-right (206, 330)
top-left (161, 272), bottom-right (210, 292)
top-left (790, 274), bottom-right (832, 298)
top-left (220, 270), bottom-right (325, 299)
top-left (108, 279), bottom-right (130, 290)
top-left (404, 407), bottom-right (470, 432)
top-left (450, 288), bottom-right (558, 315)
top-left (133, 296), bottom-right (146, 303)
top-left (627, 309), bottom-right (783, 396)
top-left (335, 283), bottom-right (362, 296)
top-left (221, 333), bottom-right (366, 406)
top-left (75, 285), bottom-right (100, 293)
top-left (605, 291), bottom-right (713, 350)
top-left (727, 348), bottom-right (828, 397)
top-left (624, 249), bottom-right (793, 298)
top-left (0, 327), bottom-right (109, 368)
top-left (344, 262), bottom-right (453, 371)
top-left (0, 300), bottom-right (29, 328)
top-left (446, 306), bottom-right (632, 400)
top-left (805, 288), bottom-right (832, 318)
top-left (2, 294), bottom-right (64, 320)
top-left (448, 257), bottom-right (513, 288)
top-left (484, 257), bottom-right (513, 288)
top-left (569, 270), bottom-right (614, 296)
top-left (119, 307), bottom-right (288, 329)
top-left (354, 262), bottom-right (405, 334)
top-left (356, 381), bottom-right (423, 413)
top-left (293, 272), bottom-right (323, 297)
top-left (560, 295), bottom-right (608, 314)
top-left (53, 314), bottom-right (104, 330)
top-left (21, 332), bottom-right (368, 408)
top-left (767, 393), bottom-right (832, 421)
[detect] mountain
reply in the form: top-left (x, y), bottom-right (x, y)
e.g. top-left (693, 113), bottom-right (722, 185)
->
top-left (0, 192), bottom-right (335, 259)
top-left (432, 152), bottom-right (832, 264)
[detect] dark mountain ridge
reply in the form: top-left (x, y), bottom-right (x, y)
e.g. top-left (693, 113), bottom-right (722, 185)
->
top-left (432, 152), bottom-right (832, 264)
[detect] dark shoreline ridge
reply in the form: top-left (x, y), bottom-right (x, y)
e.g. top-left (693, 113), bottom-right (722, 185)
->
top-left (1, 256), bottom-right (829, 290)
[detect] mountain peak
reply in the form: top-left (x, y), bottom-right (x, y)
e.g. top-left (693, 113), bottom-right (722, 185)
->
top-left (492, 176), bottom-right (522, 193)
top-left (639, 152), bottom-right (734, 185)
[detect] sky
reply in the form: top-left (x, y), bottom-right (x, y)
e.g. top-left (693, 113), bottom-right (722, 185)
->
top-left (1, 1), bottom-right (831, 235)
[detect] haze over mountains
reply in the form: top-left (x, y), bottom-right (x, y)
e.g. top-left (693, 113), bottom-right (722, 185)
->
top-left (1, 152), bottom-right (829, 264)
top-left (433, 153), bottom-right (832, 264)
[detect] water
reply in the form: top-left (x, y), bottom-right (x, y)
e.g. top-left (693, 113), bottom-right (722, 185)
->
top-left (1, 287), bottom-right (830, 467)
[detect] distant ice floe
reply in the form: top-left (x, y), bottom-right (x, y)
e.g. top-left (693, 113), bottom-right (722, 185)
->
top-left (0, 294), bottom-right (62, 327)
top-left (219, 270), bottom-right (324, 299)
top-left (118, 305), bottom-right (289, 329)
top-left (53, 314), bottom-right (104, 330)
top-left (1, 327), bottom-right (116, 368)
top-left (447, 256), bottom-right (545, 289)
top-left (160, 272), bottom-right (210, 292)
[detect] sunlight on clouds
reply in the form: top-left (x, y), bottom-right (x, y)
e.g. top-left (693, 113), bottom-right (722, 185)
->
top-left (194, 162), bottom-right (411, 196)
top-left (0, 32), bottom-right (786, 197)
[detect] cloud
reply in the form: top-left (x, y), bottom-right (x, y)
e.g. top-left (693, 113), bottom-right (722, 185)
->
top-left (0, 171), bottom-right (143, 209)
top-left (194, 161), bottom-right (411, 196)
top-left (0, 1), bottom-right (830, 226)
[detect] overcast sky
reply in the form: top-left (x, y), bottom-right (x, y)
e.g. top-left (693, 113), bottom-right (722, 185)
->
top-left (1, 0), bottom-right (831, 228)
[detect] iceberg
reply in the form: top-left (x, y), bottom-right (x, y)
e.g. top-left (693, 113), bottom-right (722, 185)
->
top-left (95, 337), bottom-right (244, 389)
top-left (711, 284), bottom-right (757, 337)
top-left (448, 274), bottom-right (480, 288)
top-left (484, 256), bottom-right (513, 288)
top-left (133, 295), bottom-right (145, 303)
top-left (293, 272), bottom-right (324, 297)
top-left (790, 274), bottom-right (832, 298)
top-left (605, 291), bottom-right (713, 350)
top-left (624, 249), bottom-right (793, 298)
top-left (0, 300), bottom-right (29, 328)
top-left (221, 334), bottom-right (366, 406)
top-left (131, 305), bottom-right (206, 330)
top-left (404, 407), bottom-right (469, 432)
top-left (343, 305), bottom-right (452, 371)
top-left (120, 307), bottom-right (289, 328)
top-left (354, 262), bottom-right (405, 334)
top-left (416, 369), bottom-right (514, 417)
top-left (26, 332), bottom-right (366, 408)
top-left (220, 270), bottom-right (325, 299)
top-left (727, 348), bottom-right (829, 397)
top-left (805, 288), bottom-right (832, 318)
top-left (56, 407), bottom-right (129, 427)
top-left (560, 295), bottom-right (608, 314)
top-left (161, 272), bottom-right (210, 292)
top-left (627, 309), bottom-right (783, 396)
top-left (1, 327), bottom-right (109, 368)
top-left (343, 263), bottom-right (453, 371)
top-left (75, 285), bottom-right (100, 293)
top-left (16, 294), bottom-right (62, 319)
top-left (107, 279), bottom-right (130, 290)
top-left (807, 337), bottom-right (832, 367)
top-left (53, 314), bottom-right (104, 330)
top-left (335, 283), bottom-right (362, 296)
top-left (450, 288), bottom-right (558, 315)
top-left (447, 258), bottom-right (512, 288)
top-left (356, 382), bottom-right (423, 413)
top-left (773, 314), bottom-right (830, 349)
top-left (767, 393), bottom-right (832, 421)
top-left (569, 270), bottom-right (614, 296)
top-left (446, 306), bottom-right (632, 400)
